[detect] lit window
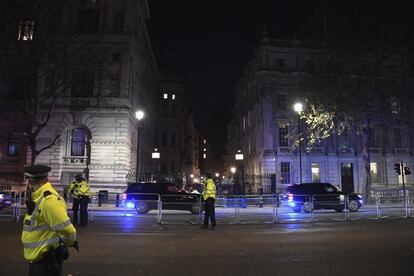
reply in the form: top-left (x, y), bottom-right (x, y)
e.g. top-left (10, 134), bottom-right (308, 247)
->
top-left (280, 162), bottom-right (290, 184)
top-left (370, 162), bottom-right (378, 183)
top-left (203, 139), bottom-right (206, 144)
top-left (17, 20), bottom-right (35, 41)
top-left (279, 125), bottom-right (289, 146)
top-left (71, 128), bottom-right (87, 156)
top-left (172, 94), bottom-right (176, 100)
top-left (311, 163), bottom-right (320, 183)
top-left (203, 153), bottom-right (207, 159)
top-left (163, 93), bottom-right (168, 99)
top-left (203, 148), bottom-right (206, 152)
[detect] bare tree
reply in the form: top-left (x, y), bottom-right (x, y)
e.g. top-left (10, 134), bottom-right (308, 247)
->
top-left (0, 1), bottom-right (109, 164)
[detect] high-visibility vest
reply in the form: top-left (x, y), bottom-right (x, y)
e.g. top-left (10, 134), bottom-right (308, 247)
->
top-left (21, 182), bottom-right (77, 262)
top-left (76, 180), bottom-right (91, 197)
top-left (69, 180), bottom-right (91, 198)
top-left (202, 179), bottom-right (216, 201)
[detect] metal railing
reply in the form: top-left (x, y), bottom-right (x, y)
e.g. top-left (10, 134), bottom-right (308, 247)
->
top-left (9, 191), bottom-right (414, 225)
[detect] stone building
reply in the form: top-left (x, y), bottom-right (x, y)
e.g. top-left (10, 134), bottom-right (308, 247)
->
top-left (158, 71), bottom-right (199, 187)
top-left (226, 33), bottom-right (414, 195)
top-left (0, 0), bottom-right (160, 193)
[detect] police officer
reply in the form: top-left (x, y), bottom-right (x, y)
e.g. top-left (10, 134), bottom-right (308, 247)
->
top-left (68, 175), bottom-right (90, 227)
top-left (21, 165), bottom-right (78, 276)
top-left (200, 173), bottom-right (217, 230)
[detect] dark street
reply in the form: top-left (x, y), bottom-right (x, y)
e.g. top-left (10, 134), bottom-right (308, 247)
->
top-left (1, 218), bottom-right (414, 276)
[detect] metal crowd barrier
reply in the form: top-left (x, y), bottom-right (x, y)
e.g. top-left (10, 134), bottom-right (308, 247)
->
top-left (8, 191), bottom-right (414, 225)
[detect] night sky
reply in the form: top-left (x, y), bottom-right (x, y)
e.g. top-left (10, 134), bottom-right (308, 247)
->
top-left (147, 0), bottom-right (414, 162)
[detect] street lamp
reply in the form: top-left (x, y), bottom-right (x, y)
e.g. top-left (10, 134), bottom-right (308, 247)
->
top-left (135, 109), bottom-right (144, 182)
top-left (235, 149), bottom-right (245, 195)
top-left (293, 102), bottom-right (303, 184)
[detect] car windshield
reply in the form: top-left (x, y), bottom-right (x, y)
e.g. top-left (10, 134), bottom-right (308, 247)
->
top-left (324, 184), bottom-right (337, 193)
top-left (167, 185), bottom-right (180, 192)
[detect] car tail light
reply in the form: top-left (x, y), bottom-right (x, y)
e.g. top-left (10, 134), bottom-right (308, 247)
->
top-left (288, 193), bottom-right (294, 202)
top-left (122, 193), bottom-right (127, 200)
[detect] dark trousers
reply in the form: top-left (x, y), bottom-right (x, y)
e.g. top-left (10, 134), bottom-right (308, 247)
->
top-left (79, 196), bottom-right (89, 226)
top-left (28, 249), bottom-right (64, 276)
top-left (203, 197), bottom-right (216, 227)
top-left (72, 197), bottom-right (80, 225)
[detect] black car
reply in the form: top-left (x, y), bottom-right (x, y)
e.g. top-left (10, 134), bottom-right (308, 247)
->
top-left (122, 182), bottom-right (202, 214)
top-left (285, 183), bottom-right (363, 213)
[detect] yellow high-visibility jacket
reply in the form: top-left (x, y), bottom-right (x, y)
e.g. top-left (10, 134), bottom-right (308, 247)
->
top-left (21, 182), bottom-right (77, 262)
top-left (69, 180), bottom-right (91, 199)
top-left (202, 178), bottom-right (216, 201)
top-left (76, 180), bottom-right (91, 197)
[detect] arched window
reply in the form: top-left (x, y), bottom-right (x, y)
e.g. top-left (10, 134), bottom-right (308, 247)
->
top-left (71, 128), bottom-right (87, 156)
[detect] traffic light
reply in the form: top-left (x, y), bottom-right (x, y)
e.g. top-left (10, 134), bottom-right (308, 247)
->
top-left (394, 163), bottom-right (401, 175)
top-left (404, 167), bottom-right (411, 175)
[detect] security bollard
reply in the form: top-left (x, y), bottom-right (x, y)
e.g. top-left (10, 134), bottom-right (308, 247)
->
top-left (98, 192), bottom-right (102, 207)
top-left (115, 193), bottom-right (120, 207)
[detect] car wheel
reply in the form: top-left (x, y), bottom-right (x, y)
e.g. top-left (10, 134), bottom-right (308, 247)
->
top-left (190, 203), bottom-right (202, 214)
top-left (135, 202), bottom-right (150, 214)
top-left (293, 206), bottom-right (302, 213)
top-left (303, 202), bottom-right (314, 213)
top-left (348, 200), bottom-right (359, 212)
top-left (335, 208), bottom-right (344, 212)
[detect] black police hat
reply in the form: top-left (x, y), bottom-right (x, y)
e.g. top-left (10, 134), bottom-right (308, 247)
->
top-left (75, 174), bottom-right (84, 180)
top-left (24, 165), bottom-right (51, 178)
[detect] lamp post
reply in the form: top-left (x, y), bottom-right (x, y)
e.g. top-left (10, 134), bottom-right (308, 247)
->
top-left (293, 102), bottom-right (303, 184)
top-left (235, 149), bottom-right (245, 195)
top-left (151, 148), bottom-right (160, 181)
top-left (135, 110), bottom-right (144, 182)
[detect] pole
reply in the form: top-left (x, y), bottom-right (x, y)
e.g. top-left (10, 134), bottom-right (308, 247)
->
top-left (136, 125), bottom-right (139, 182)
top-left (241, 164), bottom-right (245, 195)
top-left (298, 114), bottom-right (302, 184)
top-left (401, 162), bottom-right (406, 199)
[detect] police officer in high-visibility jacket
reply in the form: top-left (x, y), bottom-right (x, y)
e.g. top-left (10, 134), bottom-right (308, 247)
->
top-left (68, 175), bottom-right (90, 227)
top-left (200, 173), bottom-right (216, 230)
top-left (21, 165), bottom-right (78, 276)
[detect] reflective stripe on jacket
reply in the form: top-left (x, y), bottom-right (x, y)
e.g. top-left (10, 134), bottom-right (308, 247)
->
top-left (21, 182), bottom-right (77, 262)
top-left (202, 179), bottom-right (216, 201)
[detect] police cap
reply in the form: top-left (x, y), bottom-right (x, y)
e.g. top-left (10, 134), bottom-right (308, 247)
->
top-left (24, 165), bottom-right (51, 178)
top-left (75, 174), bottom-right (84, 180)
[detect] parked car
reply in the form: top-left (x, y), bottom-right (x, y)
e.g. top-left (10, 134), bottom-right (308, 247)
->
top-left (122, 182), bottom-right (202, 214)
top-left (0, 192), bottom-right (14, 209)
top-left (285, 183), bottom-right (363, 213)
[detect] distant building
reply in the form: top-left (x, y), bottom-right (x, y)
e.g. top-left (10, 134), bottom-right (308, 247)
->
top-left (0, 0), bottom-right (160, 192)
top-left (157, 71), bottom-right (199, 187)
top-left (226, 32), bottom-right (414, 194)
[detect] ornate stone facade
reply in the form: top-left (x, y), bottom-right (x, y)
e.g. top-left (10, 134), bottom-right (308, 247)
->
top-left (0, 0), bottom-right (160, 193)
top-left (227, 35), bottom-right (414, 194)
